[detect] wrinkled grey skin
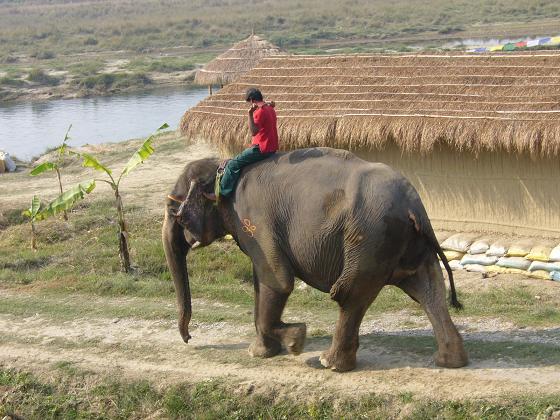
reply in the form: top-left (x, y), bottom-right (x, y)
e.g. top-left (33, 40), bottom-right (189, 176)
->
top-left (162, 147), bottom-right (468, 372)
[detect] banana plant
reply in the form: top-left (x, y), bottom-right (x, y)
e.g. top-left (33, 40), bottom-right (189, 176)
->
top-left (75, 123), bottom-right (169, 272)
top-left (30, 125), bottom-right (72, 220)
top-left (21, 180), bottom-right (96, 250)
top-left (22, 196), bottom-right (43, 250)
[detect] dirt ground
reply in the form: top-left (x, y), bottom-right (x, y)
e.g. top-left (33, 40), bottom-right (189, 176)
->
top-left (1, 138), bottom-right (560, 402)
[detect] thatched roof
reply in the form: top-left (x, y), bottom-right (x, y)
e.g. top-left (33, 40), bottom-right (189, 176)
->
top-left (182, 52), bottom-right (560, 157)
top-left (194, 35), bottom-right (284, 86)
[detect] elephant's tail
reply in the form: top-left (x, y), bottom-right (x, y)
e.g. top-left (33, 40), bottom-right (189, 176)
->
top-left (434, 242), bottom-right (463, 310)
top-left (409, 210), bottom-right (463, 310)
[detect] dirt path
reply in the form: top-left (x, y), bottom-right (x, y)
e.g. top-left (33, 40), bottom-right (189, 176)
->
top-left (1, 286), bottom-right (560, 401)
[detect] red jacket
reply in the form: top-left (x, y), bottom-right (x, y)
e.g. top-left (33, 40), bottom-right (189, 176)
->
top-left (251, 105), bottom-right (278, 153)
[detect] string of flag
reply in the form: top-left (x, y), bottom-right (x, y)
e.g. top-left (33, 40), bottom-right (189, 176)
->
top-left (467, 35), bottom-right (560, 53)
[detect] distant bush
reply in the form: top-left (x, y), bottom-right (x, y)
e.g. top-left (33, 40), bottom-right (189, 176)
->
top-left (1, 55), bottom-right (18, 64)
top-left (84, 37), bottom-right (98, 46)
top-left (113, 72), bottom-right (152, 88)
top-left (27, 69), bottom-right (60, 86)
top-left (76, 72), bottom-right (151, 90)
top-left (36, 51), bottom-right (56, 60)
top-left (0, 76), bottom-right (25, 87)
top-left (438, 26), bottom-right (464, 34)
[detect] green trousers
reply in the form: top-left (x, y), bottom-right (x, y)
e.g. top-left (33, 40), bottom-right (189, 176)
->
top-left (220, 146), bottom-right (274, 197)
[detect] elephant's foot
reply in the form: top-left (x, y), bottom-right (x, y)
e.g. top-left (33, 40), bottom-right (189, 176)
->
top-left (434, 346), bottom-right (469, 368)
top-left (278, 323), bottom-right (307, 355)
top-left (319, 348), bottom-right (356, 372)
top-left (248, 338), bottom-right (282, 358)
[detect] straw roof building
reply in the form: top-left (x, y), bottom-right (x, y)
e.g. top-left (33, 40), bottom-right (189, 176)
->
top-left (182, 52), bottom-right (560, 237)
top-left (194, 34), bottom-right (284, 87)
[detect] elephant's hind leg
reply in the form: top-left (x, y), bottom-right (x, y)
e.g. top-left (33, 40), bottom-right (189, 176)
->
top-left (249, 269), bottom-right (306, 358)
top-left (397, 256), bottom-right (468, 368)
top-left (321, 273), bottom-right (384, 372)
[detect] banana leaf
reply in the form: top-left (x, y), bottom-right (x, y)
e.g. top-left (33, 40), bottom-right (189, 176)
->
top-left (120, 123), bottom-right (168, 177)
top-left (30, 162), bottom-right (57, 176)
top-left (79, 153), bottom-right (112, 175)
top-left (22, 195), bottom-right (42, 219)
top-left (40, 180), bottom-right (96, 218)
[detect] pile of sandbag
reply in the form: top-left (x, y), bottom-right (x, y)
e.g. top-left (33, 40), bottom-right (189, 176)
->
top-left (439, 233), bottom-right (560, 281)
top-left (0, 151), bottom-right (16, 173)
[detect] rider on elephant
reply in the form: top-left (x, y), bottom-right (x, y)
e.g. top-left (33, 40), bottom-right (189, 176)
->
top-left (206, 87), bottom-right (278, 201)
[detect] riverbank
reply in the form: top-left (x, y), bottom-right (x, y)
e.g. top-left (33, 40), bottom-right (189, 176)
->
top-left (0, 48), bottom-right (217, 103)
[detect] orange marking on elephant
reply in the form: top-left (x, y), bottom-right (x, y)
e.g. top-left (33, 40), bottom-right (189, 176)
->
top-left (242, 218), bottom-right (257, 237)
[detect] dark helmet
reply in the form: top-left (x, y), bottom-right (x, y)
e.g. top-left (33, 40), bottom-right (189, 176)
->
top-left (245, 87), bottom-right (263, 102)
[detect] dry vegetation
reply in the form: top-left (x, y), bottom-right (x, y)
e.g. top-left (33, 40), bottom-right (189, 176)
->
top-left (1, 0), bottom-right (560, 58)
top-left (181, 52), bottom-right (560, 157)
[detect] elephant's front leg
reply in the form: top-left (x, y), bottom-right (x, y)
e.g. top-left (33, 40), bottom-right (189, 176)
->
top-left (249, 271), bottom-right (306, 358)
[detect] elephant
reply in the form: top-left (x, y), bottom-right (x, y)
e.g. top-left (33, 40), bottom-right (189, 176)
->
top-left (162, 147), bottom-right (468, 372)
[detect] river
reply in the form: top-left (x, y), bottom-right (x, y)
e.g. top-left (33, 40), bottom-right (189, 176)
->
top-left (0, 87), bottom-right (209, 161)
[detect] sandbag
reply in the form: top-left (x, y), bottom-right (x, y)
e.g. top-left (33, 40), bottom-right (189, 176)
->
top-left (463, 264), bottom-right (487, 273)
top-left (496, 257), bottom-right (531, 271)
top-left (526, 245), bottom-right (552, 262)
top-left (506, 239), bottom-right (535, 257)
top-left (551, 271), bottom-right (560, 282)
top-left (487, 240), bottom-right (510, 257)
top-left (0, 151), bottom-right (16, 172)
top-left (528, 270), bottom-right (552, 280)
top-left (550, 244), bottom-right (560, 262)
top-left (443, 250), bottom-right (464, 261)
top-left (486, 265), bottom-right (508, 274)
top-left (468, 238), bottom-right (491, 255)
top-left (448, 260), bottom-right (464, 271)
top-left (528, 261), bottom-right (560, 272)
top-left (441, 233), bottom-right (478, 253)
top-left (460, 254), bottom-right (498, 266)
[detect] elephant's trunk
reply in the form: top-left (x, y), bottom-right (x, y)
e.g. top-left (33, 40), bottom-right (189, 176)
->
top-left (162, 214), bottom-right (192, 343)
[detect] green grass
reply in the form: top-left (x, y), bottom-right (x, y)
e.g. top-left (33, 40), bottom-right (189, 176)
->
top-left (125, 56), bottom-right (197, 73)
top-left (67, 60), bottom-right (104, 77)
top-left (1, 367), bottom-right (559, 419)
top-left (2, 189), bottom-right (560, 328)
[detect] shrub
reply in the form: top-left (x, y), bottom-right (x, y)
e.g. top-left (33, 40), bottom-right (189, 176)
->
top-left (27, 69), bottom-right (59, 86)
top-left (0, 76), bottom-right (24, 87)
top-left (84, 37), bottom-right (98, 46)
top-left (36, 51), bottom-right (56, 60)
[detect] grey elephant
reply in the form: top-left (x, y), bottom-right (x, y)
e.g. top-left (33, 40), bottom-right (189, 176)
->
top-left (162, 147), bottom-right (468, 372)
